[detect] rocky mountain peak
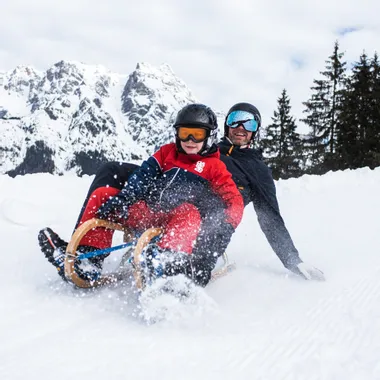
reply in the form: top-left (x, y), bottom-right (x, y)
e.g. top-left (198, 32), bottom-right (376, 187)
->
top-left (121, 62), bottom-right (198, 152)
top-left (0, 60), bottom-right (204, 177)
top-left (2, 65), bottom-right (42, 98)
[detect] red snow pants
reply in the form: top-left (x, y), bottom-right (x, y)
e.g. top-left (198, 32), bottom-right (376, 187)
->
top-left (77, 186), bottom-right (201, 254)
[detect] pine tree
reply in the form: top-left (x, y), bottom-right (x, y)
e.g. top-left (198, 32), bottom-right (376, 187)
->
top-left (301, 41), bottom-right (346, 173)
top-left (261, 89), bottom-right (301, 179)
top-left (369, 53), bottom-right (380, 167)
top-left (300, 79), bottom-right (328, 172)
top-left (336, 52), bottom-right (373, 169)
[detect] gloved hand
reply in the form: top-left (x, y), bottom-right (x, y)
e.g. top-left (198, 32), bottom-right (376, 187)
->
top-left (96, 195), bottom-right (129, 221)
top-left (290, 262), bottom-right (325, 281)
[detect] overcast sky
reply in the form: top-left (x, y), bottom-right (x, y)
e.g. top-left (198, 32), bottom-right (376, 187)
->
top-left (1, 0), bottom-right (379, 133)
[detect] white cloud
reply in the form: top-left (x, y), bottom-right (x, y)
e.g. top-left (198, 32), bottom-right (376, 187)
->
top-left (1, 0), bottom-right (379, 133)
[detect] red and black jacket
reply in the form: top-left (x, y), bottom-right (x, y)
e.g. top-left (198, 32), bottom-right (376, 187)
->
top-left (120, 143), bottom-right (243, 229)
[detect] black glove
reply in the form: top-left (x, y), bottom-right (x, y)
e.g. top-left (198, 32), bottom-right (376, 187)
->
top-left (189, 254), bottom-right (214, 287)
top-left (161, 252), bottom-right (212, 288)
top-left (96, 195), bottom-right (129, 221)
top-left (190, 220), bottom-right (235, 287)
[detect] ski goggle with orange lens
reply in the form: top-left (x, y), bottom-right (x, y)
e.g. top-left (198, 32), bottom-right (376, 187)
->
top-left (226, 110), bottom-right (259, 132)
top-left (177, 126), bottom-right (208, 143)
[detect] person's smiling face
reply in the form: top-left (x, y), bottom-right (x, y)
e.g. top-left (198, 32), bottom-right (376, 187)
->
top-left (180, 139), bottom-right (203, 155)
top-left (228, 124), bottom-right (253, 146)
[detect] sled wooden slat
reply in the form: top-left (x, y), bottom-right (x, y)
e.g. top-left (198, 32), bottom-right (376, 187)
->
top-left (133, 228), bottom-right (163, 291)
top-left (210, 252), bottom-right (236, 282)
top-left (65, 218), bottom-right (126, 288)
top-left (64, 219), bottom-right (235, 289)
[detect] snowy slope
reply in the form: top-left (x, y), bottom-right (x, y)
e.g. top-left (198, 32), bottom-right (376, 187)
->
top-left (1, 168), bottom-right (380, 380)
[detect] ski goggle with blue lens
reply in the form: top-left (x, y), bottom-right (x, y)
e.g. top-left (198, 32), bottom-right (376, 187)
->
top-left (226, 110), bottom-right (259, 132)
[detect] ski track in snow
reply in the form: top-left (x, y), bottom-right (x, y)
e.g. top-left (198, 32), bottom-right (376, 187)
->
top-left (232, 266), bottom-right (380, 379)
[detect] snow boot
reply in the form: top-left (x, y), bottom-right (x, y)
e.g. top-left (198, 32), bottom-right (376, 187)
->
top-left (38, 227), bottom-right (103, 282)
top-left (38, 227), bottom-right (68, 280)
top-left (138, 244), bottom-right (193, 285)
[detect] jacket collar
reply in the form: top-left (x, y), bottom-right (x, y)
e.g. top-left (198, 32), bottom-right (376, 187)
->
top-left (177, 148), bottom-right (220, 162)
top-left (220, 137), bottom-right (252, 150)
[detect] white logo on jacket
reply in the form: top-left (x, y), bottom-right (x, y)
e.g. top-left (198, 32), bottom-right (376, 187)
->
top-left (195, 161), bottom-right (205, 173)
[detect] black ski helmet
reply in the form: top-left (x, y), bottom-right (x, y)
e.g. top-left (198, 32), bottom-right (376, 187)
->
top-left (224, 102), bottom-right (262, 141)
top-left (173, 103), bottom-right (219, 156)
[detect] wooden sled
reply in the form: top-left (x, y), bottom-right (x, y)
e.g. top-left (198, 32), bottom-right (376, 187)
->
top-left (64, 218), bottom-right (126, 288)
top-left (65, 218), bottom-right (236, 289)
top-left (132, 227), bottom-right (163, 290)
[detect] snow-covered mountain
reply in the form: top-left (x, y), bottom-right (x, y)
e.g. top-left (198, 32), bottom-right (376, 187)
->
top-left (0, 60), bottom-right (200, 176)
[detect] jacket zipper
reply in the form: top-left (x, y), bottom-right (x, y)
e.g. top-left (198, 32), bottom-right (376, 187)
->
top-left (159, 167), bottom-right (181, 204)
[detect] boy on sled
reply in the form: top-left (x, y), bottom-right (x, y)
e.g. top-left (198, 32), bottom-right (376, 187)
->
top-left (39, 104), bottom-right (244, 287)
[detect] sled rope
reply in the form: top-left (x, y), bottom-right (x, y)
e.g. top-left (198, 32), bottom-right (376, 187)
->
top-left (76, 242), bottom-right (134, 260)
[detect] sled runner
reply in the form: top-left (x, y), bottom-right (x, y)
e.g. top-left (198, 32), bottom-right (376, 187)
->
top-left (65, 218), bottom-right (236, 289)
top-left (64, 218), bottom-right (126, 288)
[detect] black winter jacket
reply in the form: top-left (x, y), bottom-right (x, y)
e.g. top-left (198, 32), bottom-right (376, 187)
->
top-left (218, 138), bottom-right (302, 269)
